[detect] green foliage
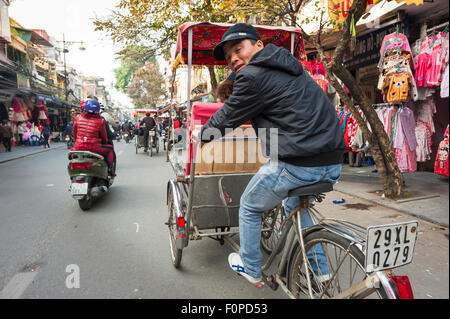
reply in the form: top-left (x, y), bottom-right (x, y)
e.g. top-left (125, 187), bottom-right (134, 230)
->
top-left (113, 64), bottom-right (133, 93)
top-left (113, 45), bottom-right (158, 94)
top-left (94, 0), bottom-right (230, 57)
top-left (126, 61), bottom-right (167, 108)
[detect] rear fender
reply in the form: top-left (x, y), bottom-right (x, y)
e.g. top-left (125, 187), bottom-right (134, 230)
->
top-left (68, 151), bottom-right (108, 179)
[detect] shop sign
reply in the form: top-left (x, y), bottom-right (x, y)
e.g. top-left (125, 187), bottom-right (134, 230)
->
top-left (344, 19), bottom-right (408, 69)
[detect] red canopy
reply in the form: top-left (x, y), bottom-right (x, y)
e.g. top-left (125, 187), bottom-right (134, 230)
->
top-left (176, 22), bottom-right (305, 66)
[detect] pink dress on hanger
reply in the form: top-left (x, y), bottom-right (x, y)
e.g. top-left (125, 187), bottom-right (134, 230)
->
top-left (415, 35), bottom-right (434, 87)
top-left (428, 32), bottom-right (447, 86)
top-left (394, 107), bottom-right (418, 173)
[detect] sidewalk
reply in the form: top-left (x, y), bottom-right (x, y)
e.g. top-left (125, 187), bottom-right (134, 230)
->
top-left (335, 165), bottom-right (449, 227)
top-left (0, 142), bottom-right (66, 164)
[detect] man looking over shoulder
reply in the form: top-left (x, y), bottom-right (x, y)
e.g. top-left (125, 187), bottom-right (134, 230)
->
top-left (199, 23), bottom-right (346, 287)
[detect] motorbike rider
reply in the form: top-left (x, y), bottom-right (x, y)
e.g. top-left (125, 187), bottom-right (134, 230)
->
top-left (142, 111), bottom-right (156, 153)
top-left (122, 121), bottom-right (130, 135)
top-left (65, 121), bottom-right (73, 138)
top-left (72, 98), bottom-right (115, 176)
top-left (64, 121), bottom-right (74, 147)
top-left (101, 111), bottom-right (117, 173)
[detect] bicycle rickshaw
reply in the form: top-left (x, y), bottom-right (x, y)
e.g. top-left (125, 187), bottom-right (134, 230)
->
top-left (166, 22), bottom-right (417, 299)
top-left (133, 108), bottom-right (160, 156)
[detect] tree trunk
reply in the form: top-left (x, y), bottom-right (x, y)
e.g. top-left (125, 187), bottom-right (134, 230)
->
top-left (208, 66), bottom-right (218, 96)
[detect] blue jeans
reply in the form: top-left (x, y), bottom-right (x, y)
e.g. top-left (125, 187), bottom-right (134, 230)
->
top-left (238, 160), bottom-right (341, 278)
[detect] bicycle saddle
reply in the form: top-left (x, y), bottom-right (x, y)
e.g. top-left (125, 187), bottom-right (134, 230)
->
top-left (288, 181), bottom-right (333, 197)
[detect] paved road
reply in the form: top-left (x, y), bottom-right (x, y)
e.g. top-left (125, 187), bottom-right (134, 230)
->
top-left (0, 140), bottom-right (448, 299)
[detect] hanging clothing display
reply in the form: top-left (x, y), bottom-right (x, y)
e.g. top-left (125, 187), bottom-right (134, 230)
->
top-left (378, 32), bottom-right (417, 103)
top-left (415, 97), bottom-right (436, 134)
top-left (434, 125), bottom-right (449, 177)
top-left (440, 33), bottom-right (449, 98)
top-left (414, 96), bottom-right (436, 163)
top-left (11, 97), bottom-right (30, 123)
top-left (415, 121), bottom-right (432, 162)
top-left (336, 108), bottom-right (366, 151)
top-left (375, 104), bottom-right (418, 173)
top-left (393, 106), bottom-right (418, 173)
top-left (414, 31), bottom-right (449, 89)
top-left (309, 58), bottom-right (329, 93)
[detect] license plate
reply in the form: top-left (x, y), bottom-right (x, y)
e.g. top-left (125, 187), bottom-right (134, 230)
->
top-left (365, 221), bottom-right (418, 273)
top-left (150, 131), bottom-right (155, 136)
top-left (71, 183), bottom-right (88, 196)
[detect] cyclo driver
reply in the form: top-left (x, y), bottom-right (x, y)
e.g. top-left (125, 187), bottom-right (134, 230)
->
top-left (142, 111), bottom-right (156, 152)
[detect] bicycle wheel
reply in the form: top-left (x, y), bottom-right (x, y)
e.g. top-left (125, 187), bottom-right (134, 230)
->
top-left (287, 229), bottom-right (391, 299)
top-left (261, 205), bottom-right (284, 254)
top-left (167, 188), bottom-right (182, 268)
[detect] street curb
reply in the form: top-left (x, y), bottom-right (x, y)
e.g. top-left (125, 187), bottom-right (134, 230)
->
top-left (333, 187), bottom-right (449, 228)
top-left (0, 144), bottom-right (66, 164)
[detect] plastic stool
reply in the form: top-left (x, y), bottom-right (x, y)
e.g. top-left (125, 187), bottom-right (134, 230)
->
top-left (30, 135), bottom-right (40, 146)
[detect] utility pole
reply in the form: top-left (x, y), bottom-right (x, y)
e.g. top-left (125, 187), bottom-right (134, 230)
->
top-left (63, 33), bottom-right (68, 100)
top-left (57, 34), bottom-right (85, 101)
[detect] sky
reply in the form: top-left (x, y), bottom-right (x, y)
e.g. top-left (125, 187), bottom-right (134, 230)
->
top-left (8, 0), bottom-right (161, 109)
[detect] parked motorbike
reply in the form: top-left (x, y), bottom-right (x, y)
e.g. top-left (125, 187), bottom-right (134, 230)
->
top-left (68, 151), bottom-right (114, 211)
top-left (65, 135), bottom-right (74, 149)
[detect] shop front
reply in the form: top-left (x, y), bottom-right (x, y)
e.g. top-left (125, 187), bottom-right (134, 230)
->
top-left (337, 5), bottom-right (449, 176)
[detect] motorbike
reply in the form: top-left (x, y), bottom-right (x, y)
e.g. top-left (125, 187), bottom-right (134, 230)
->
top-left (125, 129), bottom-right (134, 143)
top-left (65, 134), bottom-right (74, 149)
top-left (68, 150), bottom-right (114, 211)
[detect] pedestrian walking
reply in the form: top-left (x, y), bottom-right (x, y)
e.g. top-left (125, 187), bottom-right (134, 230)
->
top-left (0, 120), bottom-right (13, 152)
top-left (41, 123), bottom-right (51, 148)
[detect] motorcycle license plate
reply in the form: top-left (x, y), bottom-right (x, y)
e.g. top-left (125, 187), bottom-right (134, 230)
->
top-left (71, 182), bottom-right (88, 196)
top-left (150, 131), bottom-right (155, 136)
top-left (365, 221), bottom-right (418, 273)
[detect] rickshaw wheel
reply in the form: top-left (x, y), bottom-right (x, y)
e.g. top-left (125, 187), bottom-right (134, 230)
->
top-left (168, 188), bottom-right (183, 268)
top-left (261, 205), bottom-right (284, 254)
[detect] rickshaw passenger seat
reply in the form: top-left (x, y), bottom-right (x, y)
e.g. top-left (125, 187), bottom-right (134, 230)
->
top-left (287, 181), bottom-right (333, 197)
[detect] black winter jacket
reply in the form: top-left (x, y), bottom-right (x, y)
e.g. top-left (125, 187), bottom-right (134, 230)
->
top-left (201, 43), bottom-right (346, 167)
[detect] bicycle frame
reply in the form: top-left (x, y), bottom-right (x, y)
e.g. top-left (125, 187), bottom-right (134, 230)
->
top-left (260, 203), bottom-right (399, 299)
